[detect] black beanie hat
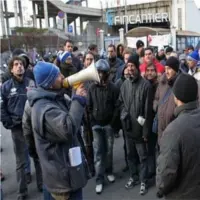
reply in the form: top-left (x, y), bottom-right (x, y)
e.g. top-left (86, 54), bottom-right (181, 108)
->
top-left (127, 55), bottom-right (139, 68)
top-left (165, 56), bottom-right (179, 72)
top-left (173, 73), bottom-right (198, 103)
top-left (165, 46), bottom-right (173, 54)
top-left (136, 40), bottom-right (144, 49)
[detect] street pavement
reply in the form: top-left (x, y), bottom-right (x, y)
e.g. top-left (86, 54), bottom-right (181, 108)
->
top-left (1, 125), bottom-right (160, 200)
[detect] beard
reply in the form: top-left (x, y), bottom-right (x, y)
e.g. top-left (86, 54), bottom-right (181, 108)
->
top-left (109, 56), bottom-right (116, 62)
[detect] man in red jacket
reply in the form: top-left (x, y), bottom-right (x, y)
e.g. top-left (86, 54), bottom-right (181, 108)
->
top-left (140, 48), bottom-right (164, 79)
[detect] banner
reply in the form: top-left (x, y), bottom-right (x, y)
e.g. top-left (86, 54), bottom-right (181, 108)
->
top-left (148, 34), bottom-right (171, 46)
top-left (126, 36), bottom-right (147, 48)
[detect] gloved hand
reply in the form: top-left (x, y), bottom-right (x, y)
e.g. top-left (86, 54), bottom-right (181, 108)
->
top-left (156, 190), bottom-right (164, 198)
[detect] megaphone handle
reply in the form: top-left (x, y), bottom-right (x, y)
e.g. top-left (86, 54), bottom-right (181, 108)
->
top-left (63, 79), bottom-right (70, 88)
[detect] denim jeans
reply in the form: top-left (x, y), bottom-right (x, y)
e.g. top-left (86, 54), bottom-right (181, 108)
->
top-left (43, 185), bottom-right (55, 200)
top-left (11, 127), bottom-right (27, 197)
top-left (125, 136), bottom-right (148, 183)
top-left (1, 188), bottom-right (3, 200)
top-left (51, 189), bottom-right (82, 200)
top-left (92, 125), bottom-right (114, 184)
top-left (24, 145), bottom-right (31, 174)
top-left (33, 157), bottom-right (43, 188)
top-left (122, 130), bottom-right (128, 166)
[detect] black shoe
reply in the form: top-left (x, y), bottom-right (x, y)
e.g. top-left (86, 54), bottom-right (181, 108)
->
top-left (17, 196), bottom-right (26, 200)
top-left (37, 184), bottom-right (43, 192)
top-left (26, 173), bottom-right (32, 184)
top-left (17, 193), bottom-right (28, 200)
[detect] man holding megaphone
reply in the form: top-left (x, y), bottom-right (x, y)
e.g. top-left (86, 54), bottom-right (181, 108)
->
top-left (26, 61), bottom-right (89, 200)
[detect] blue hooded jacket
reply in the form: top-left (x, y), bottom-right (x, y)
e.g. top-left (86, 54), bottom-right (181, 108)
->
top-left (0, 77), bottom-right (35, 129)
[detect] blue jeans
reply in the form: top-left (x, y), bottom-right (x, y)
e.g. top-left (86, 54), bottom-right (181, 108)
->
top-left (92, 125), bottom-right (114, 184)
top-left (125, 136), bottom-right (148, 183)
top-left (70, 189), bottom-right (82, 200)
top-left (11, 127), bottom-right (28, 197)
top-left (43, 185), bottom-right (55, 200)
top-left (25, 145), bottom-right (31, 174)
top-left (1, 188), bottom-right (3, 200)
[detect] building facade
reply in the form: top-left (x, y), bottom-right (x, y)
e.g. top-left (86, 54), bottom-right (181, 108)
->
top-left (104, 0), bottom-right (200, 50)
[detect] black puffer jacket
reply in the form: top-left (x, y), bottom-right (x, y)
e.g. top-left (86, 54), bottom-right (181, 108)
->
top-left (156, 101), bottom-right (200, 200)
top-left (88, 82), bottom-right (119, 127)
top-left (119, 75), bottom-right (153, 142)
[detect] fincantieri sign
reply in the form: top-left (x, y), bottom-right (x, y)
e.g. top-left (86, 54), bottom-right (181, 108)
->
top-left (106, 11), bottom-right (169, 26)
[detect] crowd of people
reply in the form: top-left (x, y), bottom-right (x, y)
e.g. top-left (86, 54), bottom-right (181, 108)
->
top-left (1, 39), bottom-right (200, 200)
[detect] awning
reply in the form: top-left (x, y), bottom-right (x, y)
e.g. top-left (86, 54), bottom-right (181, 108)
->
top-left (125, 27), bottom-right (170, 37)
top-left (176, 30), bottom-right (200, 37)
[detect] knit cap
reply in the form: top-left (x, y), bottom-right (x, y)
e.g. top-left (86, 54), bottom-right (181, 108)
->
top-left (165, 56), bottom-right (179, 72)
top-left (187, 50), bottom-right (199, 62)
top-left (33, 61), bottom-right (60, 89)
top-left (173, 73), bottom-right (198, 103)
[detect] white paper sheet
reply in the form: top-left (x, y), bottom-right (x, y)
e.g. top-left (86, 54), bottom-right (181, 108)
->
top-left (68, 147), bottom-right (82, 167)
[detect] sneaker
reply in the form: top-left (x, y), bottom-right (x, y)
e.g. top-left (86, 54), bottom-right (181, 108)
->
top-left (37, 184), bottom-right (43, 192)
top-left (125, 177), bottom-right (139, 189)
top-left (140, 182), bottom-right (148, 195)
top-left (95, 184), bottom-right (103, 194)
top-left (107, 174), bottom-right (115, 183)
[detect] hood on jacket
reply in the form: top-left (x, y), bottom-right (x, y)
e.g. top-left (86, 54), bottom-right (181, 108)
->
top-left (27, 87), bottom-right (60, 107)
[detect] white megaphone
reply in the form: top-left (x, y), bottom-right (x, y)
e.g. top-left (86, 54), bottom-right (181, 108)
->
top-left (63, 62), bottom-right (100, 88)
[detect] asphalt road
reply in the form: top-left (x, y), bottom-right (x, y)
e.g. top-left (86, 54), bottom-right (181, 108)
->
top-left (1, 125), bottom-right (160, 200)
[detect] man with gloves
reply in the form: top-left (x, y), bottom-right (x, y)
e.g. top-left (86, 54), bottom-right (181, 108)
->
top-left (26, 61), bottom-right (88, 200)
top-left (156, 73), bottom-right (200, 199)
top-left (119, 55), bottom-right (153, 195)
top-left (88, 59), bottom-right (119, 194)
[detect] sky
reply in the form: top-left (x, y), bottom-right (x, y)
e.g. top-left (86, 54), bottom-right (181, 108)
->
top-left (1, 0), bottom-right (200, 35)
